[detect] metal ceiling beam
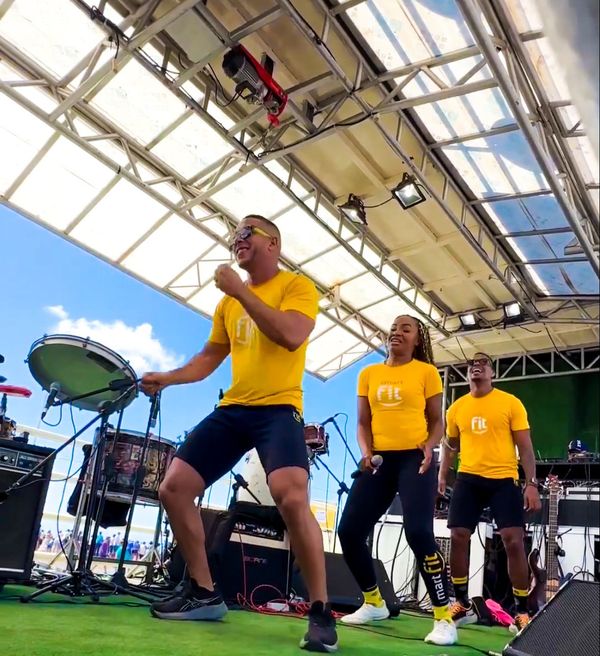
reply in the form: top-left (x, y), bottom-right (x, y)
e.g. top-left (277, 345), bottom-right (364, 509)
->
top-left (484, 0), bottom-right (599, 238)
top-left (282, 0), bottom-right (542, 319)
top-left (458, 0), bottom-right (599, 276)
top-left (0, 75), bottom-right (386, 370)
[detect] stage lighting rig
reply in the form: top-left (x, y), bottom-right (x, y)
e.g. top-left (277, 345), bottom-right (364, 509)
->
top-left (338, 194), bottom-right (367, 225)
top-left (222, 45), bottom-right (288, 126)
top-left (459, 313), bottom-right (480, 330)
top-left (392, 173), bottom-right (427, 209)
top-left (503, 302), bottom-right (523, 324)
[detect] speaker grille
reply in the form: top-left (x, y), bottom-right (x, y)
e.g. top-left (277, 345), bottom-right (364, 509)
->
top-left (505, 580), bottom-right (600, 656)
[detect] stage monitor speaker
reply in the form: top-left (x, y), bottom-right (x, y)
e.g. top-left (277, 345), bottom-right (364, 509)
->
top-left (503, 579), bottom-right (599, 656)
top-left (293, 552), bottom-right (400, 616)
top-left (0, 439), bottom-right (54, 582)
top-left (166, 503), bottom-right (292, 607)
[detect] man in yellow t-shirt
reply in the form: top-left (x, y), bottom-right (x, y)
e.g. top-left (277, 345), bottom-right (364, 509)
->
top-left (438, 352), bottom-right (541, 634)
top-left (140, 215), bottom-right (338, 653)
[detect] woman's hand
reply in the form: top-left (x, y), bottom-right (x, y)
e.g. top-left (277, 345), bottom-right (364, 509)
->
top-left (418, 438), bottom-right (436, 474)
top-left (360, 453), bottom-right (376, 473)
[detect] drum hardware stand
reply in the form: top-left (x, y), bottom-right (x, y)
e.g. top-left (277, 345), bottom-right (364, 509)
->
top-left (107, 392), bottom-right (163, 601)
top-left (84, 406), bottom-right (127, 572)
top-left (14, 384), bottom-right (137, 602)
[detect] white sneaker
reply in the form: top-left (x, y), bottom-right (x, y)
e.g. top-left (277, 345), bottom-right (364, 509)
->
top-left (424, 619), bottom-right (458, 646)
top-left (340, 602), bottom-right (390, 625)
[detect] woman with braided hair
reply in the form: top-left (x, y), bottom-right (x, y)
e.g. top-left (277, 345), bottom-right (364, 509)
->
top-left (337, 315), bottom-right (457, 646)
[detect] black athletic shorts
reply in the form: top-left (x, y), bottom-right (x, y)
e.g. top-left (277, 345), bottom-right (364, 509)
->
top-left (448, 472), bottom-right (524, 532)
top-left (175, 404), bottom-right (309, 487)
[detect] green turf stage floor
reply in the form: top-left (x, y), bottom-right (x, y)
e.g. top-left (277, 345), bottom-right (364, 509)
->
top-left (0, 585), bottom-right (511, 656)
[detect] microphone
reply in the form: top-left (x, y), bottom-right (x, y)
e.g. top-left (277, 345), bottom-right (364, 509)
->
top-left (351, 454), bottom-right (383, 478)
top-left (149, 392), bottom-right (161, 428)
top-left (41, 383), bottom-right (60, 420)
top-left (321, 414), bottom-right (339, 426)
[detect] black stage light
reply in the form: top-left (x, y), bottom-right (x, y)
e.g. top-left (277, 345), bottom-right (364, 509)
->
top-left (338, 194), bottom-right (367, 225)
top-left (459, 313), bottom-right (479, 329)
top-left (503, 302), bottom-right (523, 323)
top-left (392, 173), bottom-right (427, 209)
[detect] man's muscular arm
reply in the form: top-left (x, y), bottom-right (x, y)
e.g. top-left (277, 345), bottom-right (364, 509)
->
top-left (141, 341), bottom-right (230, 395)
top-left (235, 287), bottom-right (314, 351)
top-left (215, 265), bottom-right (314, 351)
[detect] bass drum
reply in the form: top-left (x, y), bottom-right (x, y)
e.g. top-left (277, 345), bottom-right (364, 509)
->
top-left (237, 449), bottom-right (276, 506)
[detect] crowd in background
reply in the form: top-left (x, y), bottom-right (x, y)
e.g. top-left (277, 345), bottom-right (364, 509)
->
top-left (36, 529), bottom-right (154, 561)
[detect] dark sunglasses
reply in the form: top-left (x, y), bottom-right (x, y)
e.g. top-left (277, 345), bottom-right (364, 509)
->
top-left (229, 225), bottom-right (276, 251)
top-left (467, 357), bottom-right (492, 367)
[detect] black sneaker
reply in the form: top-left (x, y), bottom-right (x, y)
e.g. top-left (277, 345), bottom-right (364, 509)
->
top-left (300, 601), bottom-right (339, 653)
top-left (150, 581), bottom-right (227, 621)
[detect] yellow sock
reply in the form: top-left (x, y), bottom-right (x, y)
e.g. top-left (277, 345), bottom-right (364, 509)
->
top-left (433, 605), bottom-right (452, 622)
top-left (363, 585), bottom-right (385, 607)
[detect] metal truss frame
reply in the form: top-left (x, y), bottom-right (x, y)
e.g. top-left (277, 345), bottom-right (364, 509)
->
top-left (107, 0), bottom-right (545, 322)
top-left (445, 347), bottom-right (600, 394)
top-left (0, 0), bottom-right (597, 368)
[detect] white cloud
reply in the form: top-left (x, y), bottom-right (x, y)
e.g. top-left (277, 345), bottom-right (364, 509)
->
top-left (45, 305), bottom-right (184, 374)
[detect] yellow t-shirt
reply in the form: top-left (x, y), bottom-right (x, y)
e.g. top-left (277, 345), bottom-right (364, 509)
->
top-left (357, 360), bottom-right (443, 451)
top-left (446, 388), bottom-right (530, 480)
top-left (209, 270), bottom-right (318, 412)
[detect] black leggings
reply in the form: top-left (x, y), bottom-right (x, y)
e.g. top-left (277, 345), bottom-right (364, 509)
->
top-left (338, 449), bottom-right (449, 608)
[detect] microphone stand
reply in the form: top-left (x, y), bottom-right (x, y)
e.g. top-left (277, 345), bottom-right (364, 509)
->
top-left (0, 383), bottom-right (135, 503)
top-left (312, 454), bottom-right (351, 553)
top-left (323, 414), bottom-right (359, 468)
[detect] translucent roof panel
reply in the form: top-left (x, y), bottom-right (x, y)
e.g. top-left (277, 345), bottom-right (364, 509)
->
top-left (11, 137), bottom-right (115, 231)
top-left (339, 272), bottom-right (392, 310)
top-left (275, 207), bottom-right (339, 262)
top-left (531, 263), bottom-right (599, 295)
top-left (70, 179), bottom-right (168, 260)
top-left (168, 243), bottom-right (232, 300)
top-left (0, 0), bottom-right (104, 79)
top-left (302, 245), bottom-right (366, 287)
top-left (150, 113), bottom-right (234, 180)
top-left (210, 169), bottom-right (292, 219)
top-left (362, 297), bottom-right (427, 332)
top-left (0, 95), bottom-right (54, 194)
top-left (91, 60), bottom-right (187, 145)
top-left (412, 88), bottom-right (513, 142)
top-left (346, 0), bottom-right (475, 69)
top-left (511, 234), bottom-right (575, 262)
top-left (306, 326), bottom-right (362, 372)
top-left (122, 216), bottom-right (215, 287)
top-left (442, 132), bottom-right (550, 198)
top-left (482, 196), bottom-right (570, 233)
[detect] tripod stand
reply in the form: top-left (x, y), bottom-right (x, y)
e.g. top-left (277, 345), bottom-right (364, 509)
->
top-left (15, 385), bottom-right (137, 602)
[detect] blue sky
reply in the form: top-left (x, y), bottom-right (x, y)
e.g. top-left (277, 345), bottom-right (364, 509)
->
top-left (1, 204), bottom-right (380, 537)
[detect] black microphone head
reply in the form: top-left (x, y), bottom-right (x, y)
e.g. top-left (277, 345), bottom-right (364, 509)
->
top-left (0, 489), bottom-right (9, 503)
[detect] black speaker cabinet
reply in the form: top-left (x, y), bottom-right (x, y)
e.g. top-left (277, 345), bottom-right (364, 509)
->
top-left (504, 579), bottom-right (599, 656)
top-left (293, 551), bottom-right (400, 616)
top-left (0, 439), bottom-right (54, 581)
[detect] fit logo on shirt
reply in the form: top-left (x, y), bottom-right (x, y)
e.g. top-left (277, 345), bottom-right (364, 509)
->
top-left (376, 384), bottom-right (402, 407)
top-left (235, 315), bottom-right (254, 345)
top-left (471, 416), bottom-right (488, 435)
